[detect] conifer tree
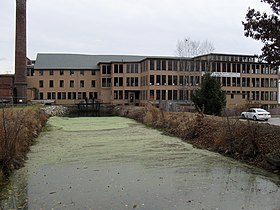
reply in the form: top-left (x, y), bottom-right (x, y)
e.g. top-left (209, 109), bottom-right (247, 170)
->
top-left (191, 73), bottom-right (226, 116)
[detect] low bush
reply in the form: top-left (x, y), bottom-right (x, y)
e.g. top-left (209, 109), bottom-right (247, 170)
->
top-left (0, 108), bottom-right (48, 175)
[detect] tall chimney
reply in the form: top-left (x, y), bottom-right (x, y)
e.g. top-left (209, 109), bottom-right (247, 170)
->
top-left (14, 0), bottom-right (27, 103)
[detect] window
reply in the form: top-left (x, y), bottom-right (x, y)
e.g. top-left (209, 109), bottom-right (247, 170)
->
top-left (114, 64), bottom-right (119, 73)
top-left (102, 65), bottom-right (111, 74)
top-left (70, 80), bottom-right (74, 88)
top-left (60, 80), bottom-right (64, 88)
top-left (62, 92), bottom-right (66, 99)
top-left (39, 92), bottom-right (44, 100)
top-left (156, 60), bottom-right (161, 70)
top-left (126, 64), bottom-right (130, 73)
top-left (114, 77), bottom-right (119, 86)
top-left (102, 78), bottom-right (111, 87)
top-left (119, 77), bottom-right (123, 86)
top-left (78, 92), bottom-right (82, 100)
top-left (91, 80), bottom-right (96, 87)
top-left (150, 60), bottom-right (155, 70)
top-left (39, 80), bottom-right (43, 88)
top-left (49, 80), bottom-right (54, 88)
top-left (156, 90), bottom-right (160, 100)
top-left (60, 70), bottom-right (64, 75)
top-left (150, 75), bottom-right (154, 85)
top-left (80, 70), bottom-right (84, 75)
top-left (27, 68), bottom-right (35, 76)
top-left (162, 75), bottom-right (166, 85)
top-left (168, 60), bottom-right (172, 71)
top-left (119, 64), bottom-right (123, 73)
top-left (131, 64), bottom-right (135, 73)
top-left (39, 70), bottom-right (44, 76)
top-left (173, 76), bottom-right (178, 85)
top-left (49, 70), bottom-right (54, 75)
top-left (162, 60), bottom-right (166, 70)
top-left (179, 76), bottom-right (183, 85)
top-left (173, 90), bottom-right (178, 100)
top-left (107, 66), bottom-right (111, 74)
top-left (91, 70), bottom-right (96, 75)
top-left (70, 70), bottom-right (74, 75)
top-left (119, 91), bottom-right (123, 99)
top-left (173, 61), bottom-right (178, 71)
top-left (47, 92), bottom-right (56, 100)
top-left (80, 80), bottom-right (84, 88)
top-left (168, 75), bottom-right (172, 85)
top-left (114, 91), bottom-right (118, 99)
top-left (162, 90), bottom-right (166, 100)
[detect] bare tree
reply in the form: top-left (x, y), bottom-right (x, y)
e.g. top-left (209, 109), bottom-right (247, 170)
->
top-left (175, 37), bottom-right (215, 57)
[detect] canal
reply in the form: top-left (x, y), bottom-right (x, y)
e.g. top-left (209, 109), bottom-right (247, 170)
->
top-left (0, 116), bottom-right (280, 209)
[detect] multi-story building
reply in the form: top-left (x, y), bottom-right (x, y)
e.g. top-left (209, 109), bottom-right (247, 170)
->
top-left (26, 53), bottom-right (279, 109)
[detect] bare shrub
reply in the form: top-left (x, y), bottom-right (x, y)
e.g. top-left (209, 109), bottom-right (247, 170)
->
top-left (143, 107), bottom-right (160, 125)
top-left (0, 108), bottom-right (48, 175)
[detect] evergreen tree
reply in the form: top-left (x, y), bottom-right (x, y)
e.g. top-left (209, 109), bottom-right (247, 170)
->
top-left (242, 0), bottom-right (280, 66)
top-left (191, 73), bottom-right (226, 116)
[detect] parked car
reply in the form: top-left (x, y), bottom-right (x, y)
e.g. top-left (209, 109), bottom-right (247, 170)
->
top-left (241, 108), bottom-right (271, 121)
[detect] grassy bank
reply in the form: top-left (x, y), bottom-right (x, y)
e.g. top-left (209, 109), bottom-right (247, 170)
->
top-left (114, 105), bottom-right (280, 173)
top-left (0, 107), bottom-right (48, 176)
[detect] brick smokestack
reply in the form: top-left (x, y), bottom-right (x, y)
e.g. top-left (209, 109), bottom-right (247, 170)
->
top-left (14, 0), bottom-right (27, 103)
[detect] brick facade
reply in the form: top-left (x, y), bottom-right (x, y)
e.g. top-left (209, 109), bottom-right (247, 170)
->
top-left (14, 0), bottom-right (27, 103)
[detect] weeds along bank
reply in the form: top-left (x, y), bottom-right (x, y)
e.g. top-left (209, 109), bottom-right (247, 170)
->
top-left (114, 105), bottom-right (280, 174)
top-left (0, 108), bottom-right (48, 177)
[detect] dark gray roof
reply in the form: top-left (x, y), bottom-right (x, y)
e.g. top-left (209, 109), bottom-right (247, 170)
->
top-left (34, 53), bottom-right (148, 70)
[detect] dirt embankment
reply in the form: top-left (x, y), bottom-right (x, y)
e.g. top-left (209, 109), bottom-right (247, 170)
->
top-left (0, 108), bottom-right (48, 176)
top-left (113, 105), bottom-right (280, 174)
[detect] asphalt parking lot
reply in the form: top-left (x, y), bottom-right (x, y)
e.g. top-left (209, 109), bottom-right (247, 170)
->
top-left (267, 117), bottom-right (280, 126)
top-left (239, 117), bottom-right (280, 126)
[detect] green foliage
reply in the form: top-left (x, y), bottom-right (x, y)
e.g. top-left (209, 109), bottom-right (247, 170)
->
top-left (242, 0), bottom-right (280, 66)
top-left (191, 73), bottom-right (226, 116)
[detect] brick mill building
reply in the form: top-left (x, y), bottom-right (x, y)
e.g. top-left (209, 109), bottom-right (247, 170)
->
top-left (23, 52), bottom-right (279, 110)
top-left (1, 0), bottom-right (279, 109)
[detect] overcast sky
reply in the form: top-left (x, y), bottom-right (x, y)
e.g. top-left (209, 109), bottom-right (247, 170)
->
top-left (0, 0), bottom-right (272, 74)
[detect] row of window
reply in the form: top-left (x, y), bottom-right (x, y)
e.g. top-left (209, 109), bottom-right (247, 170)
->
top-left (138, 89), bottom-right (278, 102)
top-left (148, 75), bottom-right (196, 86)
top-left (37, 70), bottom-right (97, 76)
top-left (239, 91), bottom-right (278, 101)
top-left (40, 91), bottom-right (98, 100)
top-left (148, 60), bottom-right (276, 74)
top-left (219, 77), bottom-right (278, 88)
top-left (140, 90), bottom-right (189, 101)
top-left (39, 76), bottom-right (278, 89)
top-left (33, 62), bottom-right (276, 78)
top-left (208, 55), bottom-right (256, 63)
top-left (211, 63), bottom-right (277, 74)
top-left (40, 90), bottom-right (278, 102)
top-left (102, 63), bottom-right (140, 74)
top-left (39, 80), bottom-right (96, 88)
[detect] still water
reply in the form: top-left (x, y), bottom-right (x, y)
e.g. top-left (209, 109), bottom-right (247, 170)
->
top-left (0, 116), bottom-right (280, 209)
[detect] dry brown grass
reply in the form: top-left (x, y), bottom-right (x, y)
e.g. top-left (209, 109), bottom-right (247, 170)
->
top-left (0, 108), bottom-right (48, 175)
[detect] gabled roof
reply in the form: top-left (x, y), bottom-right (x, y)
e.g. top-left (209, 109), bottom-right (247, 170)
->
top-left (34, 53), bottom-right (148, 70)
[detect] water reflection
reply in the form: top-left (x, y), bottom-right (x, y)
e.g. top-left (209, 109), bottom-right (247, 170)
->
top-left (0, 117), bottom-right (279, 209)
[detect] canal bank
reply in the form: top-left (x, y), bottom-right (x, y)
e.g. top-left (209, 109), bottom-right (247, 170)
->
top-left (0, 116), bottom-right (280, 209)
top-left (113, 105), bottom-right (280, 174)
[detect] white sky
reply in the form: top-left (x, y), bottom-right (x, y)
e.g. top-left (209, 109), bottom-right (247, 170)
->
top-left (0, 0), bottom-right (272, 74)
